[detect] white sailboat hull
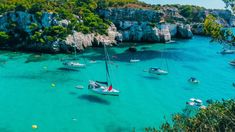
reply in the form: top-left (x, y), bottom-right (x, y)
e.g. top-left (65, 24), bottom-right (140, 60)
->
top-left (88, 81), bottom-right (119, 96)
top-left (148, 68), bottom-right (168, 75)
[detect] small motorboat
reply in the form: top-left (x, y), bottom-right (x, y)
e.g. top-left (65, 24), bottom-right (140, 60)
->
top-left (220, 49), bottom-right (235, 54)
top-left (187, 102), bottom-right (195, 106)
top-left (63, 61), bottom-right (86, 68)
top-left (188, 77), bottom-right (199, 84)
top-left (75, 85), bottom-right (84, 89)
top-left (130, 59), bottom-right (140, 63)
top-left (88, 80), bottom-right (119, 96)
top-left (187, 98), bottom-right (203, 107)
top-left (229, 60), bottom-right (235, 66)
top-left (148, 68), bottom-right (168, 75)
top-left (89, 60), bottom-right (97, 64)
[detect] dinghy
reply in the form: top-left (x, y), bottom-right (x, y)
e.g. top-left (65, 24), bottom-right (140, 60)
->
top-left (186, 98), bottom-right (205, 107)
top-left (148, 68), bottom-right (168, 75)
top-left (130, 59), bottom-right (140, 63)
top-left (63, 61), bottom-right (86, 68)
top-left (88, 43), bottom-right (119, 96)
top-left (187, 98), bottom-right (203, 107)
top-left (188, 77), bottom-right (199, 84)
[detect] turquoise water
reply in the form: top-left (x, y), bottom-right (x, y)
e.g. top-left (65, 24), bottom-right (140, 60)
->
top-left (0, 36), bottom-right (235, 132)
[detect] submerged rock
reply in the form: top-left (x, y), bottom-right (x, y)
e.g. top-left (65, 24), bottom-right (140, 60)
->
top-left (128, 46), bottom-right (137, 52)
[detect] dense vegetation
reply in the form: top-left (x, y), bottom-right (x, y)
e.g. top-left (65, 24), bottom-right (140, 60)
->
top-left (204, 15), bottom-right (235, 46)
top-left (0, 0), bottom-right (111, 46)
top-left (153, 99), bottom-right (235, 131)
top-left (223, 0), bottom-right (235, 12)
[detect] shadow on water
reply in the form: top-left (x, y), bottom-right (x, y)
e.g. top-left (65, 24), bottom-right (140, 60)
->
top-left (105, 123), bottom-right (130, 132)
top-left (141, 75), bottom-right (160, 80)
top-left (25, 54), bottom-right (48, 63)
top-left (83, 49), bottom-right (207, 62)
top-left (69, 91), bottom-right (77, 95)
top-left (0, 58), bottom-right (7, 65)
top-left (25, 54), bottom-right (62, 63)
top-left (2, 71), bottom-right (81, 82)
top-left (182, 86), bottom-right (194, 91)
top-left (182, 65), bottom-right (200, 71)
top-left (57, 67), bottom-right (80, 72)
top-left (78, 94), bottom-right (110, 105)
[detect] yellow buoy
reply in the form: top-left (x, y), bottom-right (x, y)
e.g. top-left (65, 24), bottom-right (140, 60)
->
top-left (32, 125), bottom-right (38, 129)
top-left (51, 83), bottom-right (56, 87)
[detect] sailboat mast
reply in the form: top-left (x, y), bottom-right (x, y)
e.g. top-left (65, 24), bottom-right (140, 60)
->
top-left (103, 43), bottom-right (111, 85)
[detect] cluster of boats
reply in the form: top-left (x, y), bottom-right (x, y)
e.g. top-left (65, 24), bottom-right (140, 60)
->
top-left (61, 43), bottom-right (120, 96)
top-left (187, 98), bottom-right (206, 109)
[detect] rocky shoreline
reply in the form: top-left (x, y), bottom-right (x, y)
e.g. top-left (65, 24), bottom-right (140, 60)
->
top-left (0, 7), bottom-right (234, 53)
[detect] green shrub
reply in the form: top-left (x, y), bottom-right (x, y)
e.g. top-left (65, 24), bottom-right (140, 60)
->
top-left (158, 99), bottom-right (235, 131)
top-left (15, 3), bottom-right (27, 12)
top-left (0, 31), bottom-right (10, 44)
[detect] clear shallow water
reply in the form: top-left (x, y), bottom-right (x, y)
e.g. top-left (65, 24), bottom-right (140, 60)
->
top-left (0, 36), bottom-right (235, 132)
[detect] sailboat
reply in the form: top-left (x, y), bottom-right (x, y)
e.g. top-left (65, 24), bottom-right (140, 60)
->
top-left (62, 44), bottom-right (86, 68)
top-left (88, 43), bottom-right (119, 96)
top-left (148, 67), bottom-right (168, 75)
top-left (149, 47), bottom-right (168, 75)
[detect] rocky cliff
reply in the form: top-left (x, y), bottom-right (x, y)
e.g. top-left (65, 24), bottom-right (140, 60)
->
top-left (0, 11), bottom-right (120, 53)
top-left (98, 8), bottom-right (193, 43)
top-left (0, 7), bottom-right (234, 53)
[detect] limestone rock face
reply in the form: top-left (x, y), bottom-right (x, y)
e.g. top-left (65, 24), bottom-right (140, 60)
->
top-left (191, 23), bottom-right (205, 35)
top-left (98, 8), bottom-right (164, 25)
top-left (0, 11), bottom-right (120, 53)
top-left (116, 21), bottom-right (171, 43)
top-left (98, 8), bottom-right (195, 43)
top-left (64, 23), bottom-right (120, 50)
top-left (177, 24), bottom-right (193, 39)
